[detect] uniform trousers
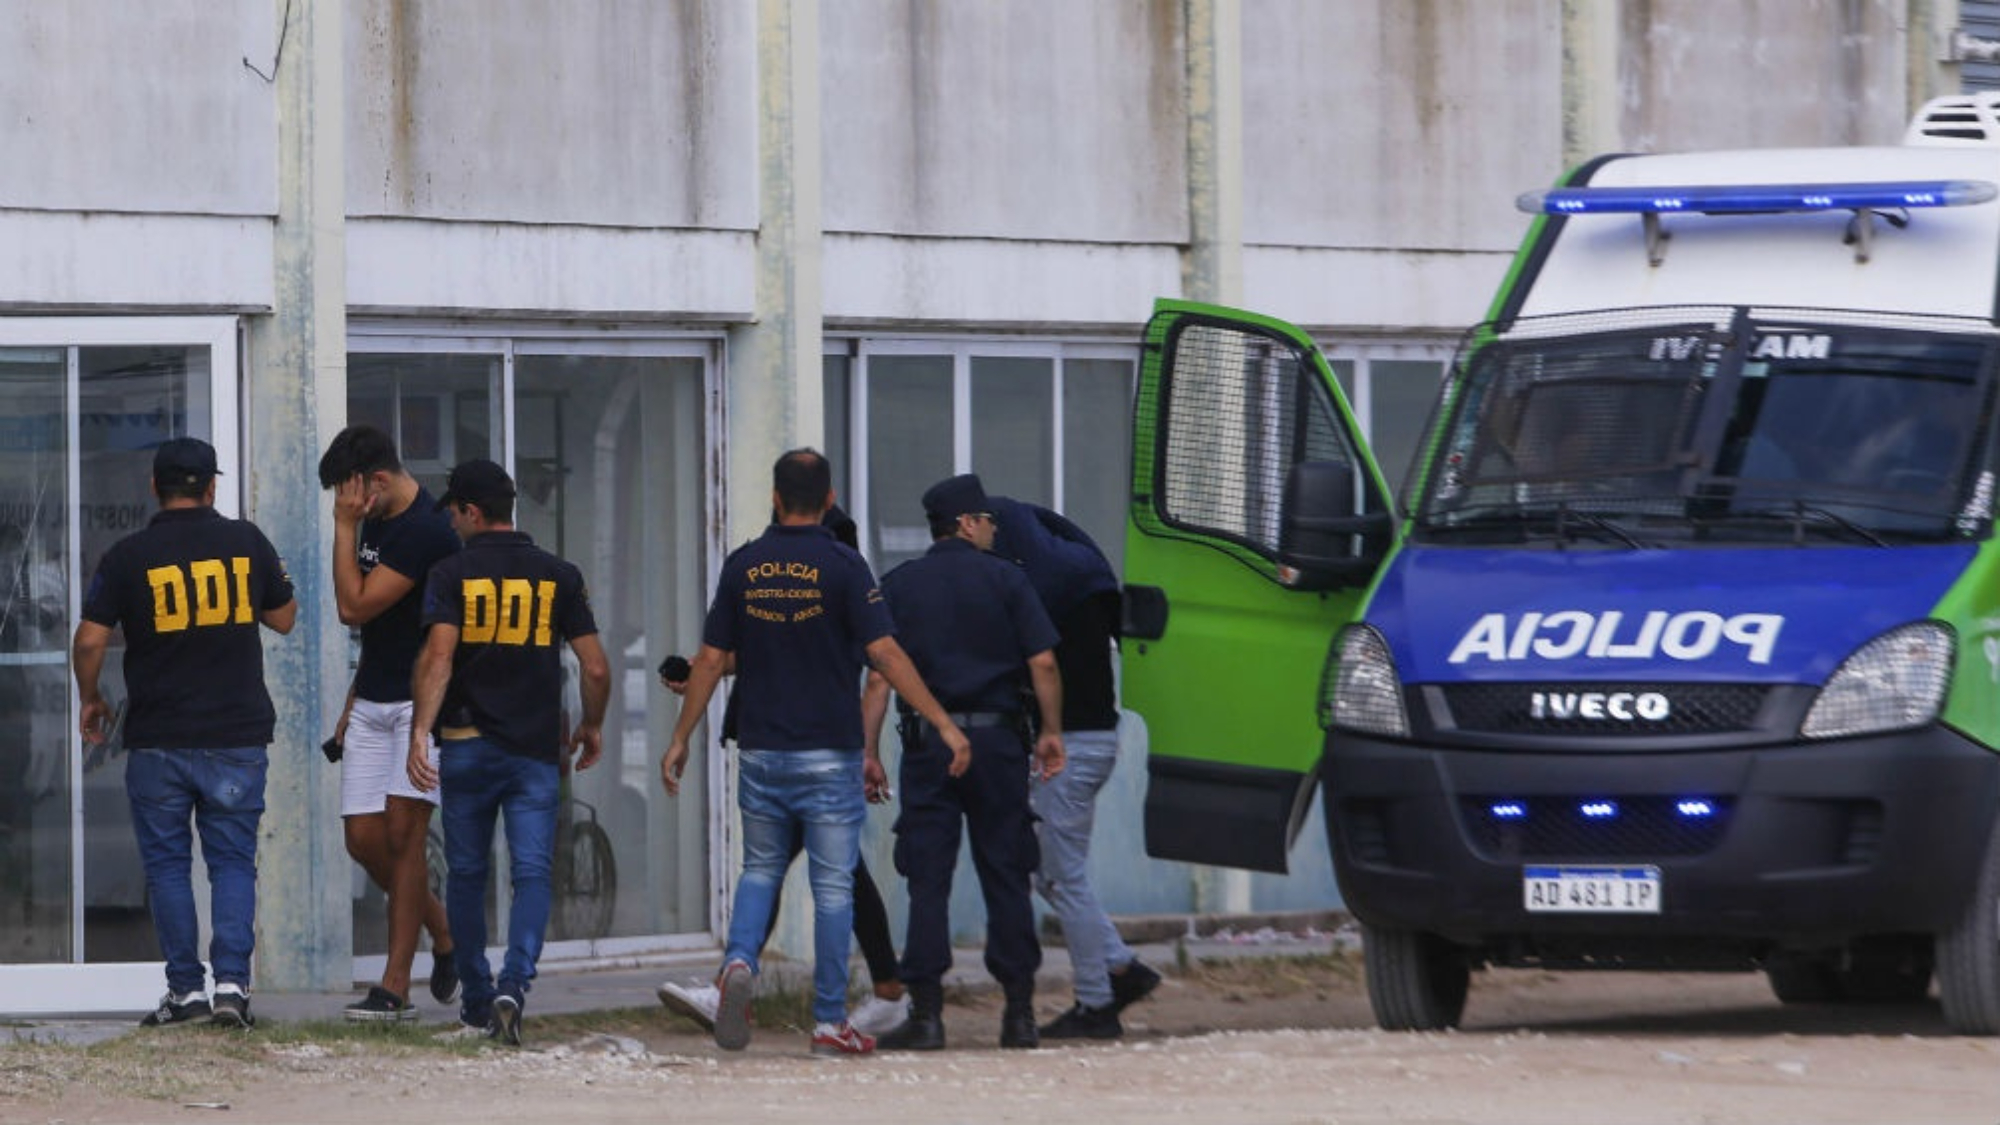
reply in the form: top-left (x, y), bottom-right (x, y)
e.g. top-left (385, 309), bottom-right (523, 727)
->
top-left (893, 722), bottom-right (1042, 994)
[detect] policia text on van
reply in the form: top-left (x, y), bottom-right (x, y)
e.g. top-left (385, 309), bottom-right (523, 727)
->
top-left (1122, 95), bottom-right (2000, 1036)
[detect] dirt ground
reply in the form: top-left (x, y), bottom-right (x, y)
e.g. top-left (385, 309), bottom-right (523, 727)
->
top-left (7, 953), bottom-right (2000, 1125)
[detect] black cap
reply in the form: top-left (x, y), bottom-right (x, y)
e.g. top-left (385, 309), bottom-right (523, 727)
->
top-left (921, 473), bottom-right (990, 521)
top-left (153, 437), bottom-right (221, 487)
top-left (435, 458), bottom-right (517, 513)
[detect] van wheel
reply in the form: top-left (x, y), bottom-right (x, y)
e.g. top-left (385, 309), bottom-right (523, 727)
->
top-left (1363, 923), bottom-right (1469, 1031)
top-left (1937, 821), bottom-right (2000, 1034)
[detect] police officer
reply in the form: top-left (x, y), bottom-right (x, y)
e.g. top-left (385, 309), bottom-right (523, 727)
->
top-left (660, 449), bottom-right (967, 1058)
top-left (72, 437), bottom-right (297, 1029)
top-left (406, 459), bottom-right (611, 1046)
top-left (864, 472), bottom-right (1065, 1051)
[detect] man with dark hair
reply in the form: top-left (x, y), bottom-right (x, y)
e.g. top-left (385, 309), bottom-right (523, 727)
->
top-left (660, 448), bottom-right (968, 1057)
top-left (654, 502), bottom-right (910, 1038)
top-left (407, 458), bottom-right (610, 1046)
top-left (316, 424), bottom-right (461, 1022)
top-left (72, 437), bottom-right (297, 1029)
top-left (988, 496), bottom-right (1161, 1040)
top-left (864, 473), bottom-right (1065, 1052)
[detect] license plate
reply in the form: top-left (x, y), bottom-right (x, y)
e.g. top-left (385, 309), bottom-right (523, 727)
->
top-left (1523, 865), bottom-right (1661, 914)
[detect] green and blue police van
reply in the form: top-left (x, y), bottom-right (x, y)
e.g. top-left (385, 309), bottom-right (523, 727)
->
top-left (1125, 96), bottom-right (2000, 1035)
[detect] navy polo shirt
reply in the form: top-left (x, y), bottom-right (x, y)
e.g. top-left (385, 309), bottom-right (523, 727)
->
top-left (702, 523), bottom-right (892, 751)
top-left (80, 506), bottom-right (294, 749)
top-left (878, 537), bottom-right (1060, 713)
top-left (420, 530), bottom-right (597, 763)
top-left (354, 486), bottom-right (460, 703)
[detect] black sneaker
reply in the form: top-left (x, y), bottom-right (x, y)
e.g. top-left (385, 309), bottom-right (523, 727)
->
top-left (491, 992), bottom-right (523, 1046)
top-left (138, 991), bottom-right (211, 1028)
top-left (344, 984), bottom-right (419, 1023)
top-left (1040, 1002), bottom-right (1123, 1041)
top-left (1109, 959), bottom-right (1161, 1013)
top-left (428, 950), bottom-right (461, 1006)
top-left (210, 984), bottom-right (255, 1029)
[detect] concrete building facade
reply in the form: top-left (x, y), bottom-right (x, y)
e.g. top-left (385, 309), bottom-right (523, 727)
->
top-left (0, 0), bottom-right (1963, 1010)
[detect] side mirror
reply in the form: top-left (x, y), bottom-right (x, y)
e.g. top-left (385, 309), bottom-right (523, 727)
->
top-left (1279, 461), bottom-right (1391, 590)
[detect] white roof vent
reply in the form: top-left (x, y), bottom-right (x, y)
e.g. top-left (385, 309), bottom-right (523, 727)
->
top-left (1907, 93), bottom-right (2000, 145)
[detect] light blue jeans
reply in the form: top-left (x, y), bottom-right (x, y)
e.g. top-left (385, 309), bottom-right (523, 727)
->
top-left (725, 749), bottom-right (865, 1025)
top-left (126, 746), bottom-right (267, 996)
top-left (1030, 727), bottom-right (1135, 1009)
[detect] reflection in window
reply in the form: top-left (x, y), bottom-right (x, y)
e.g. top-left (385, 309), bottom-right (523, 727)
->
top-left (866, 356), bottom-right (953, 571)
top-left (971, 357), bottom-right (1053, 508)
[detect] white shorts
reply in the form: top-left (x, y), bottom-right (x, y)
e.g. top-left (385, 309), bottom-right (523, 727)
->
top-left (340, 698), bottom-right (440, 816)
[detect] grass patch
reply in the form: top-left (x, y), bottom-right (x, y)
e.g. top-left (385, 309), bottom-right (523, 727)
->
top-left (1184, 949), bottom-right (1365, 999)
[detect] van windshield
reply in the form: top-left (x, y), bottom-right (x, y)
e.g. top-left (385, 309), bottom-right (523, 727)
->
top-left (1408, 308), bottom-right (2000, 545)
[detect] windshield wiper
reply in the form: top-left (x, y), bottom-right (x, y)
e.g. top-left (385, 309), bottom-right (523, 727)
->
top-left (1724, 502), bottom-right (1890, 547)
top-left (1420, 504), bottom-right (1646, 548)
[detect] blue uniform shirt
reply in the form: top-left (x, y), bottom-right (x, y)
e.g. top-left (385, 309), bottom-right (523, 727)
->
top-left (879, 537), bottom-right (1060, 713)
top-left (702, 523), bottom-right (893, 750)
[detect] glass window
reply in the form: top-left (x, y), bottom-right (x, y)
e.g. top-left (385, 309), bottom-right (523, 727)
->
top-left (77, 345), bottom-right (214, 963)
top-left (822, 353), bottom-right (852, 505)
top-left (514, 353), bottom-right (710, 941)
top-left (1372, 359), bottom-right (1448, 495)
top-left (347, 354), bottom-right (500, 499)
top-left (1062, 358), bottom-right (1133, 574)
top-left (0, 348), bottom-right (70, 964)
top-left (971, 356), bottom-right (1054, 507)
top-left (866, 355), bottom-right (953, 571)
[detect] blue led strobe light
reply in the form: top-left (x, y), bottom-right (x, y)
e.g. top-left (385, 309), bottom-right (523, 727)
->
top-left (1579, 800), bottom-right (1619, 819)
top-left (1517, 179), bottom-right (1999, 216)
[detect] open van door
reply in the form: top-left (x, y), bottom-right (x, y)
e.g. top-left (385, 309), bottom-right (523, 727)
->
top-left (1125, 300), bottom-right (1397, 873)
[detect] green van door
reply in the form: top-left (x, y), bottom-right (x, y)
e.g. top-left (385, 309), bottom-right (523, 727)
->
top-left (1124, 299), bottom-right (1399, 873)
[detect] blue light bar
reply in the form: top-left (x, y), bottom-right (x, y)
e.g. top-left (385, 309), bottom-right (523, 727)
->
top-left (1579, 800), bottom-right (1619, 819)
top-left (1675, 799), bottom-right (1716, 819)
top-left (1489, 802), bottom-right (1527, 820)
top-left (1517, 179), bottom-right (1998, 216)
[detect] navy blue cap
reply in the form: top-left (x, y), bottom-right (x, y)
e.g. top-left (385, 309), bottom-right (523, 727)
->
top-left (435, 458), bottom-right (517, 513)
top-left (153, 437), bottom-right (221, 487)
top-left (921, 473), bottom-right (990, 521)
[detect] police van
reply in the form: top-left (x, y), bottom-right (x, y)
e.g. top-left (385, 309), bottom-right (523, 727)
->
top-left (1126, 96), bottom-right (2000, 1034)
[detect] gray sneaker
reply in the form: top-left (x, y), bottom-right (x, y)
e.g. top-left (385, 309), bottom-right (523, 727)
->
top-left (138, 991), bottom-right (211, 1028)
top-left (491, 992), bottom-right (523, 1047)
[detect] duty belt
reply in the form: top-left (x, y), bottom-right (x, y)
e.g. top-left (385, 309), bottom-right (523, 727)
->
top-left (941, 711), bottom-right (1014, 729)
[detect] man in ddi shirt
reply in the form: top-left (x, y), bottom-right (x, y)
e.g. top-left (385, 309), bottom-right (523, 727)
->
top-left (407, 459), bottom-right (609, 1047)
top-left (72, 438), bottom-right (296, 1030)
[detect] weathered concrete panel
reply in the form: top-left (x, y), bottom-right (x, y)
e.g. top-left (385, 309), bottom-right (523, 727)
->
top-left (0, 212), bottom-right (273, 309)
top-left (0, 0), bottom-right (277, 214)
top-left (824, 234), bottom-right (1181, 327)
top-left (1243, 0), bottom-right (1565, 255)
top-left (821, 0), bottom-right (1188, 242)
top-left (1617, 0), bottom-right (1910, 151)
top-left (345, 0), bottom-right (756, 228)
top-left (346, 219), bottom-right (754, 316)
top-left (1242, 244), bottom-right (1518, 334)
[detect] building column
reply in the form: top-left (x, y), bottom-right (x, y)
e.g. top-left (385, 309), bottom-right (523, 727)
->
top-left (246, 0), bottom-right (350, 991)
top-left (1183, 0), bottom-right (1251, 916)
top-left (1184, 0), bottom-right (1243, 307)
top-left (1560, 0), bottom-right (1621, 172)
top-left (727, 0), bottom-right (824, 540)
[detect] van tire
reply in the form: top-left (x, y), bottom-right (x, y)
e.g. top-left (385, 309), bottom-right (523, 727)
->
top-left (1764, 953), bottom-right (1840, 1004)
top-left (1362, 923), bottom-right (1469, 1031)
top-left (1936, 821), bottom-right (2000, 1034)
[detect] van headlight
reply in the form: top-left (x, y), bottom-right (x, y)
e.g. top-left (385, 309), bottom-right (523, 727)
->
top-left (1800, 621), bottom-right (1954, 739)
top-left (1322, 625), bottom-right (1410, 737)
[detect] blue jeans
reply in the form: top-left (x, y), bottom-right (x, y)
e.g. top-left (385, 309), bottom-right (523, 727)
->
top-left (439, 736), bottom-right (558, 1023)
top-left (125, 746), bottom-right (268, 995)
top-left (725, 749), bottom-right (865, 1025)
top-left (1030, 727), bottom-right (1134, 1009)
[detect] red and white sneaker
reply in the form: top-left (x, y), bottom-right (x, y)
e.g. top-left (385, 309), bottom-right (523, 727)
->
top-left (810, 1020), bottom-right (875, 1057)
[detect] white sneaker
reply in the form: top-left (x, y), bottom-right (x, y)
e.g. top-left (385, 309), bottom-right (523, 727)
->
top-left (848, 994), bottom-right (908, 1037)
top-left (657, 981), bottom-right (720, 1032)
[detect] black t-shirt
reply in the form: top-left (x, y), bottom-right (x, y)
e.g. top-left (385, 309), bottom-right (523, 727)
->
top-left (81, 506), bottom-right (294, 749)
top-left (420, 530), bottom-right (597, 762)
top-left (702, 523), bottom-right (892, 751)
top-left (1054, 589), bottom-right (1119, 732)
top-left (879, 538), bottom-right (1060, 713)
top-left (354, 486), bottom-right (460, 703)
